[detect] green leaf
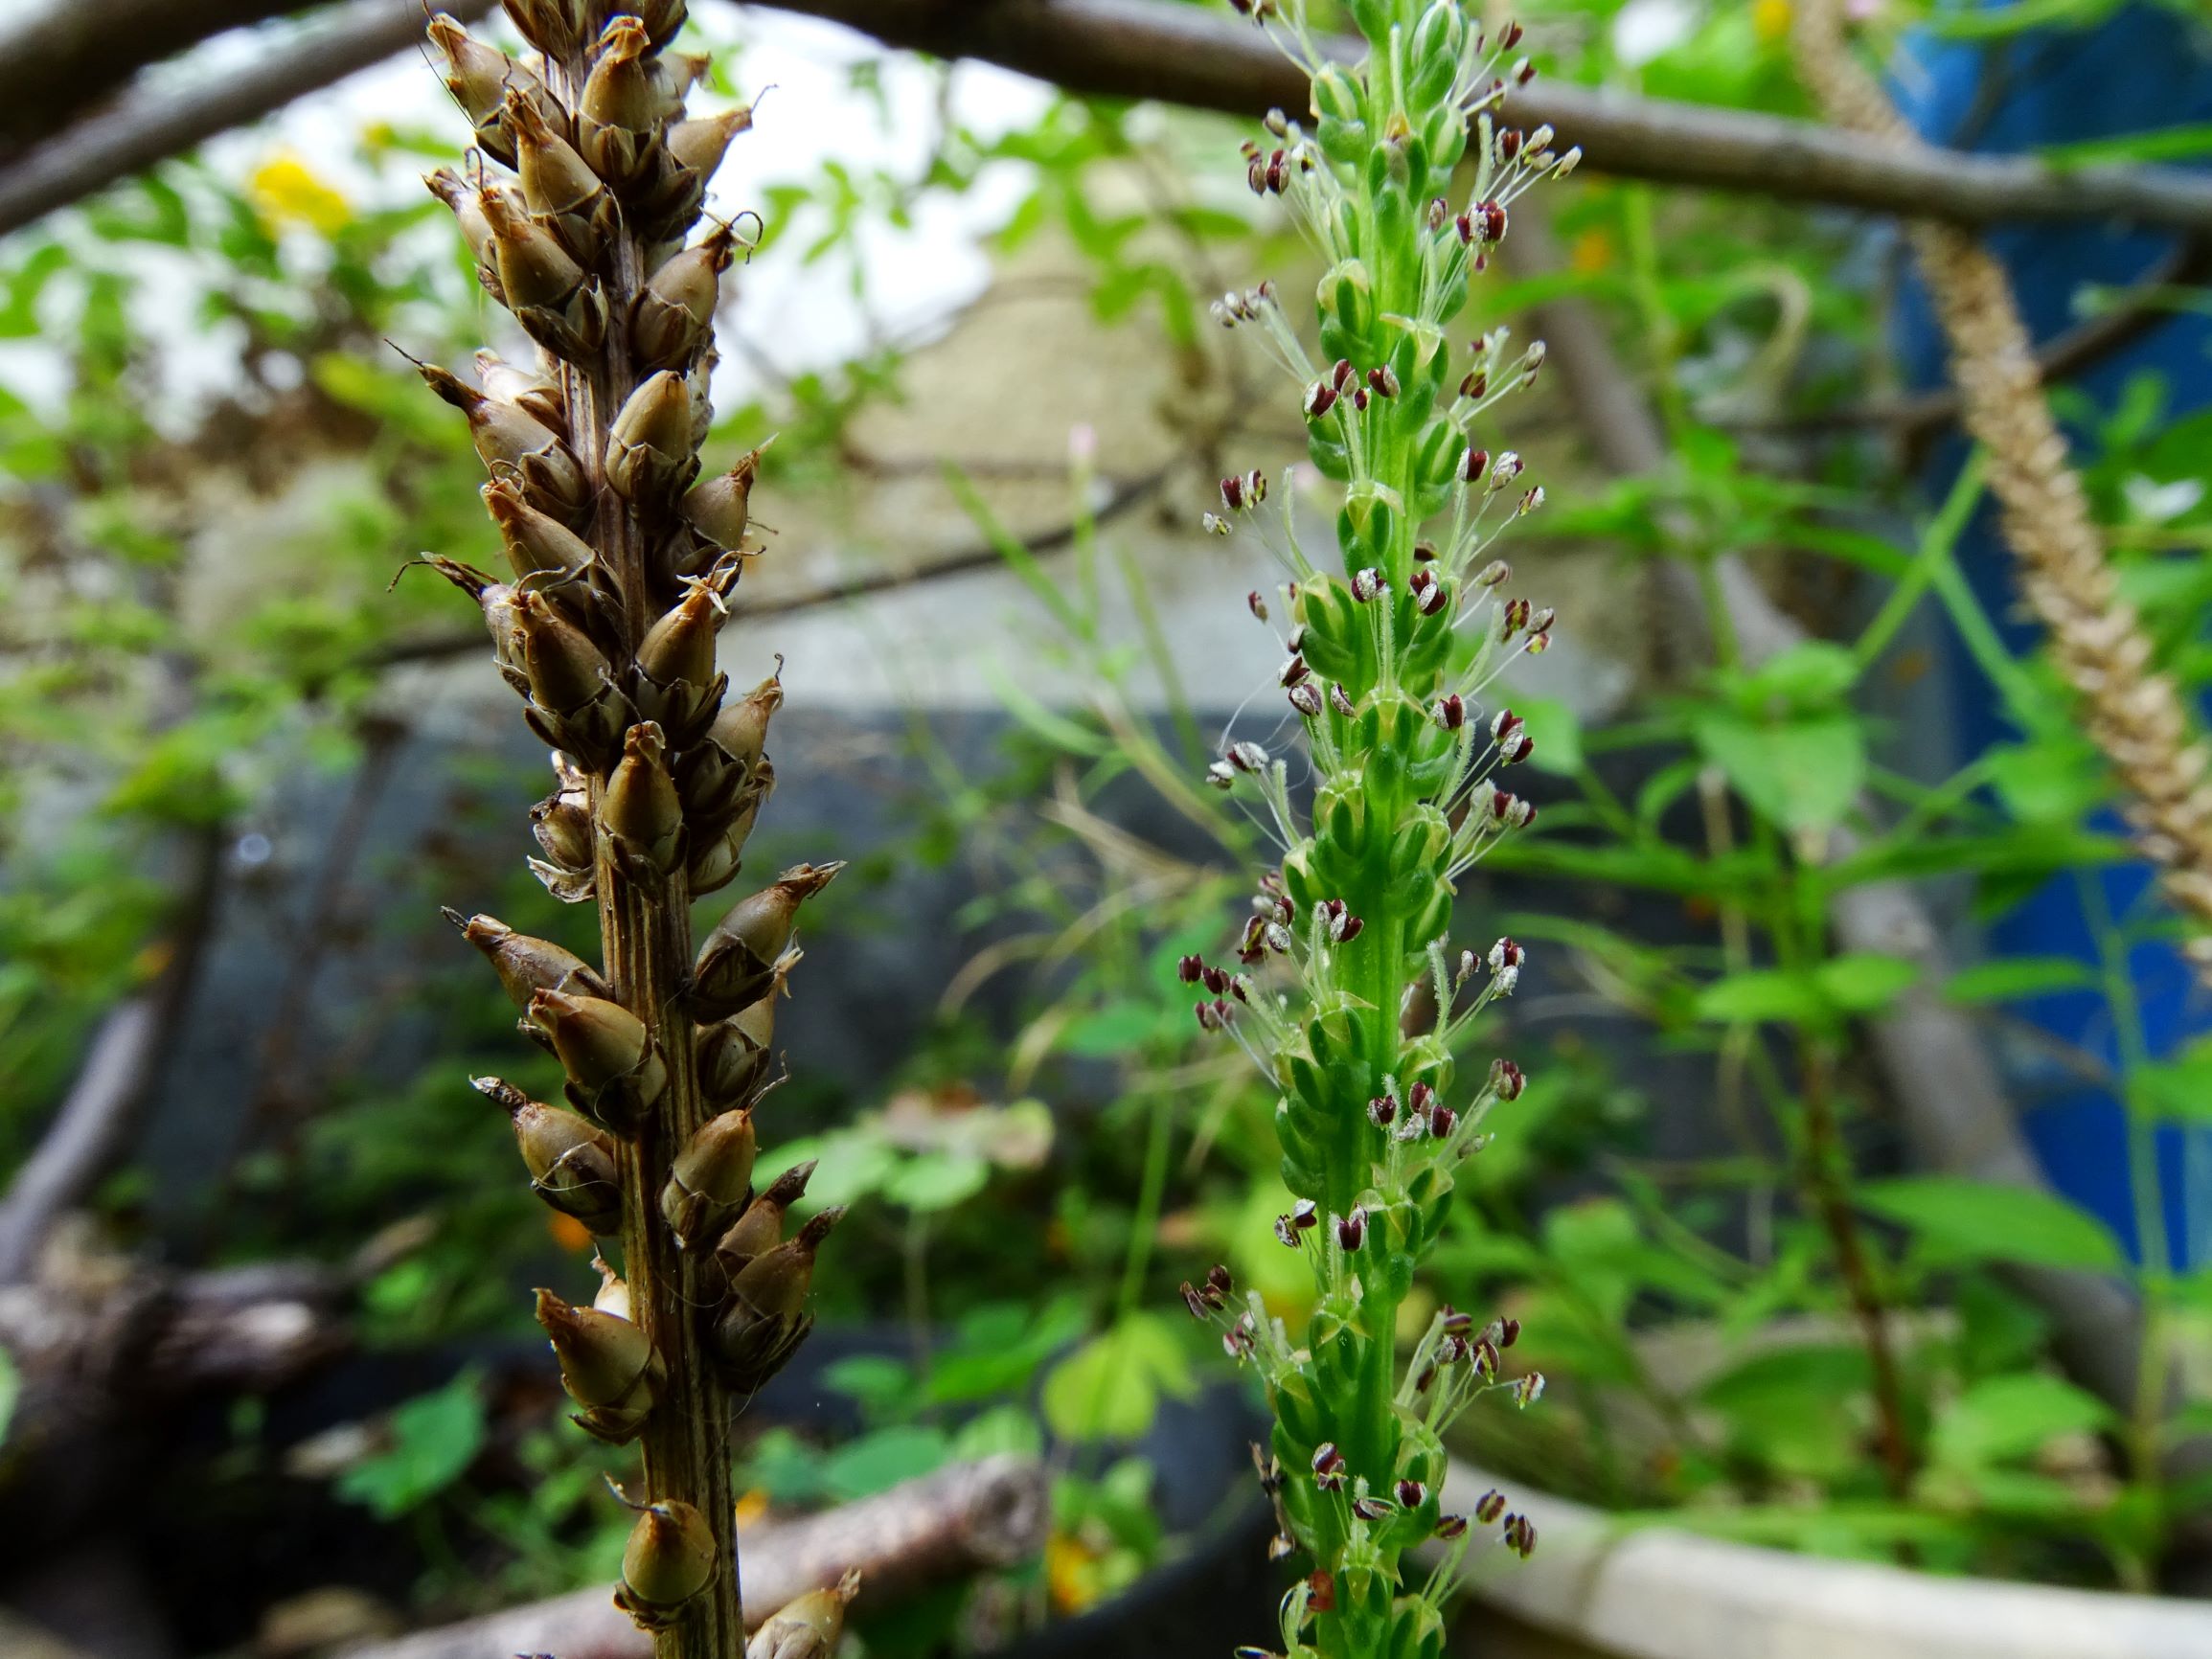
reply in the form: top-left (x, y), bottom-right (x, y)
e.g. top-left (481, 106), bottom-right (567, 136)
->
top-left (822, 1424), bottom-right (952, 1501)
top-left (334, 1371), bottom-right (487, 1518)
top-left (1062, 1000), bottom-right (1163, 1057)
top-left (1858, 1177), bottom-right (2125, 1272)
top-left (1040, 1312), bottom-right (1195, 1443)
top-left (1930, 1374), bottom-right (2114, 1468)
top-left (883, 1150), bottom-right (991, 1213)
top-left (1813, 953), bottom-right (1918, 1014)
top-left (1514, 696), bottom-right (1583, 775)
top-left (821, 1354), bottom-right (916, 1418)
top-left (1693, 710), bottom-right (1863, 835)
top-left (2128, 1038), bottom-right (2212, 1125)
top-left (1943, 956), bottom-right (2100, 1005)
top-left (1694, 967), bottom-right (1823, 1026)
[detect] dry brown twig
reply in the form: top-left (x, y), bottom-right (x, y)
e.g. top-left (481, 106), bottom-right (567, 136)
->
top-left (1790, 0), bottom-right (2212, 984)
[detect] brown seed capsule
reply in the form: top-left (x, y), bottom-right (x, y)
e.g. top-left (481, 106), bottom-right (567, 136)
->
top-left (686, 788), bottom-right (765, 897)
top-left (535, 1287), bottom-right (664, 1443)
top-left (667, 106), bottom-right (754, 179)
top-left (634, 580), bottom-right (729, 737)
top-left (712, 1207), bottom-right (841, 1392)
top-left (748, 1570), bottom-right (862, 1659)
top-left (607, 372), bottom-right (698, 506)
top-left (531, 767), bottom-right (595, 873)
top-left (616, 1499), bottom-right (718, 1628)
top-left (405, 556), bottom-right (530, 692)
top-left (416, 362), bottom-right (589, 523)
top-left (483, 478), bottom-right (595, 589)
top-left (696, 996), bottom-right (776, 1108)
top-left (473, 349), bottom-right (564, 430)
top-left (445, 909), bottom-right (608, 1010)
top-left (503, 0), bottom-right (582, 57)
top-left (689, 862), bottom-right (845, 1020)
top-left (661, 1107), bottom-right (758, 1247)
top-left (508, 89), bottom-right (611, 261)
top-left (634, 0), bottom-right (692, 48)
top-left (514, 587), bottom-right (611, 712)
top-left (579, 16), bottom-right (665, 184)
top-left (478, 1076), bottom-right (622, 1234)
top-left (425, 168), bottom-right (502, 281)
top-left (592, 1255), bottom-right (632, 1321)
top-left (425, 14), bottom-right (513, 124)
top-left (477, 183), bottom-right (584, 311)
top-left (682, 441), bottom-right (772, 552)
top-left (712, 1159), bottom-right (815, 1284)
top-left (707, 664), bottom-right (784, 770)
top-left (529, 988), bottom-right (668, 1124)
top-left (603, 722), bottom-right (685, 873)
top-left (634, 222), bottom-right (741, 371)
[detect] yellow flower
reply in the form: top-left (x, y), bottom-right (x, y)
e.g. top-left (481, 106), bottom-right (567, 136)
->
top-left (733, 1488), bottom-right (771, 1529)
top-left (249, 150), bottom-right (352, 237)
top-left (1754, 0), bottom-right (1792, 44)
top-left (1044, 1532), bottom-right (1106, 1615)
top-left (1569, 228), bottom-right (1613, 275)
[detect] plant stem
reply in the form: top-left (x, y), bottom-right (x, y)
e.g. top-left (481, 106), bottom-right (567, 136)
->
top-left (555, 62), bottom-right (743, 1659)
top-left (1796, 1034), bottom-right (1913, 1499)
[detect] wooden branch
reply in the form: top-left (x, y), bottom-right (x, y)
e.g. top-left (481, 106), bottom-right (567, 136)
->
top-left (15, 0), bottom-right (2212, 242)
top-left (343, 1455), bottom-right (1050, 1659)
top-left (0, 0), bottom-right (495, 241)
top-left (768, 0), bottom-right (2212, 235)
top-left (0, 822), bottom-right (225, 1284)
top-left (0, 0), bottom-right (314, 154)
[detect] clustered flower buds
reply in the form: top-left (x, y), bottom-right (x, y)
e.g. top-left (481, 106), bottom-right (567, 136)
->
top-left (417, 7), bottom-right (845, 1645)
top-left (1187, 2), bottom-right (1554, 1648)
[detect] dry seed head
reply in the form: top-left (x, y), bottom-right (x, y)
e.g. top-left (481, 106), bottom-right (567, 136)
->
top-left (689, 862), bottom-right (844, 1020)
top-left (618, 1499), bottom-right (718, 1625)
top-left (445, 909), bottom-right (608, 1010)
top-left (661, 1106), bottom-right (759, 1246)
top-left (634, 222), bottom-right (741, 370)
top-left (607, 371), bottom-right (698, 504)
top-left (603, 722), bottom-right (686, 871)
top-left (637, 580), bottom-right (728, 692)
top-left (667, 106), bottom-right (753, 178)
top-left (592, 1255), bottom-right (633, 1320)
top-left (708, 663), bottom-right (784, 769)
top-left (748, 1570), bottom-right (862, 1659)
top-left (534, 1287), bottom-right (665, 1442)
top-left (712, 1158), bottom-right (816, 1282)
top-left (483, 478), bottom-right (596, 588)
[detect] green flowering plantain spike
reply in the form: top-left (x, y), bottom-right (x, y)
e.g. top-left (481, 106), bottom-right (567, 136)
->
top-left (1189, 3), bottom-right (1562, 1652)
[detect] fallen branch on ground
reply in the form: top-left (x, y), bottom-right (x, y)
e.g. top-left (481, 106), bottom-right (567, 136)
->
top-left (341, 1454), bottom-right (1049, 1659)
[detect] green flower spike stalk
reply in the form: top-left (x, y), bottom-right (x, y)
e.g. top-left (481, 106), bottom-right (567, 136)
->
top-left (414, 6), bottom-right (847, 1654)
top-left (1180, 5), bottom-right (1571, 1655)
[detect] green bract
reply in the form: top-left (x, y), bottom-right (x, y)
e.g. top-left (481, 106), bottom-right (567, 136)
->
top-left (1184, 3), bottom-right (1575, 1654)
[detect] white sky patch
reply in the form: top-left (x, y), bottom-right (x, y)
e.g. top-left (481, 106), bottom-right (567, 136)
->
top-left (1610, 0), bottom-right (1701, 68)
